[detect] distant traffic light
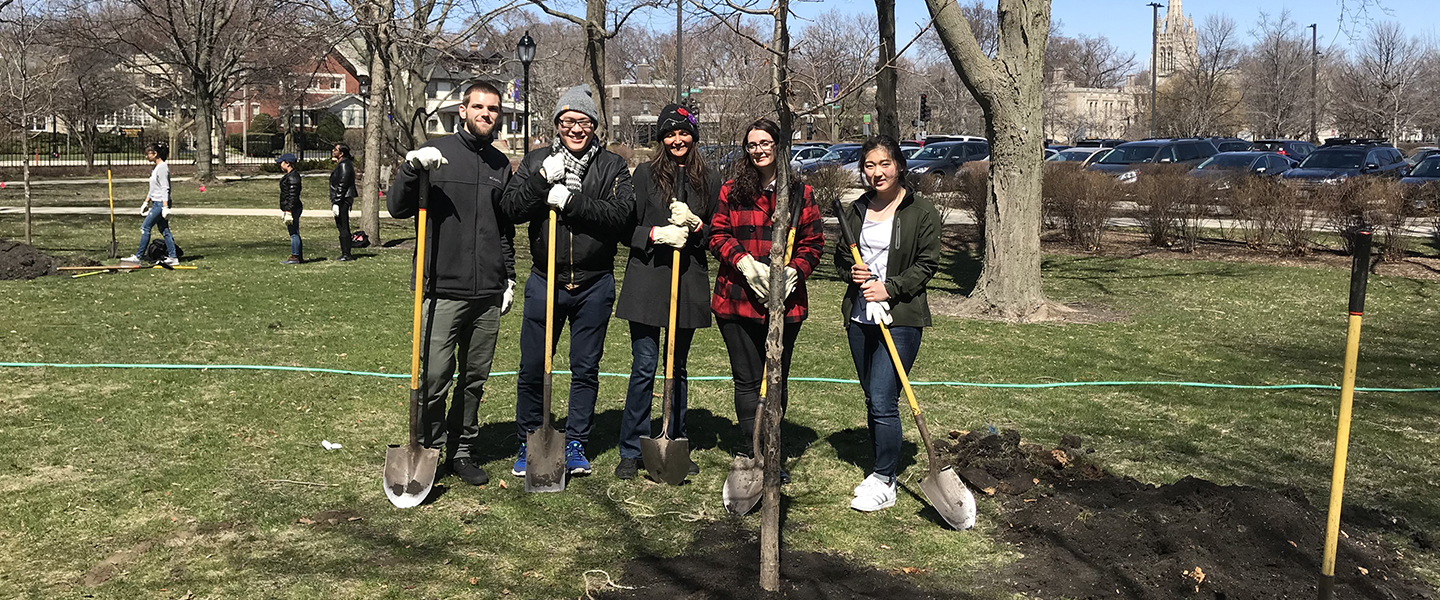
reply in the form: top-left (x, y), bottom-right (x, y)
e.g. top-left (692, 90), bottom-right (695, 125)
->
top-left (919, 94), bottom-right (931, 121)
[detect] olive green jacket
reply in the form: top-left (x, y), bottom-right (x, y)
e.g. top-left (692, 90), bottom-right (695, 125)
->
top-left (833, 187), bottom-right (942, 328)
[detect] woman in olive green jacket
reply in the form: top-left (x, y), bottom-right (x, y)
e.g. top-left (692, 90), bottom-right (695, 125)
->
top-left (834, 135), bottom-right (942, 512)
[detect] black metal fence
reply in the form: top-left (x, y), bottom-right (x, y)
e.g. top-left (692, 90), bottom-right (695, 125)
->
top-left (0, 130), bottom-right (179, 167)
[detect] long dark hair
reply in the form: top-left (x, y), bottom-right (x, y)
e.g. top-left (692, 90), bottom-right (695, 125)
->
top-left (730, 118), bottom-right (802, 208)
top-left (860, 135), bottom-right (906, 186)
top-left (648, 130), bottom-right (712, 212)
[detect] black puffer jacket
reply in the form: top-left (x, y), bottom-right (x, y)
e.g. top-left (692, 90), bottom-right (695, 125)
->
top-left (614, 162), bottom-right (719, 329)
top-left (500, 145), bottom-right (633, 289)
top-left (387, 128), bottom-right (517, 301)
top-left (279, 170), bottom-right (301, 212)
top-left (329, 157), bottom-right (357, 204)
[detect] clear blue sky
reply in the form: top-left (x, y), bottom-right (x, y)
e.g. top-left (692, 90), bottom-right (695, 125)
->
top-left (787, 0), bottom-right (1436, 61)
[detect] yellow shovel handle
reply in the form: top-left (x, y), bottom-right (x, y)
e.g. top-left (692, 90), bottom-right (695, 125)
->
top-left (846, 243), bottom-right (922, 417)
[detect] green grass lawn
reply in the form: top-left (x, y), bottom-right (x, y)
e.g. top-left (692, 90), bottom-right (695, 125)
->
top-left (2, 214), bottom-right (1438, 599)
top-left (0, 177), bottom-right (330, 210)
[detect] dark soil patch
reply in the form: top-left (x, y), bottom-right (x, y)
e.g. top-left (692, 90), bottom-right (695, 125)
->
top-left (0, 239), bottom-right (77, 280)
top-left (935, 430), bottom-right (1438, 599)
top-left (598, 521), bottom-right (971, 600)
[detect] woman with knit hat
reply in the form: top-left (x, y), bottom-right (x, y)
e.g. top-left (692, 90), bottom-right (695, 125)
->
top-left (612, 104), bottom-right (720, 481)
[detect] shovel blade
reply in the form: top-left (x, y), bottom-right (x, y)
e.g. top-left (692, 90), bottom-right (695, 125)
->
top-left (524, 426), bottom-right (568, 493)
top-left (640, 436), bottom-right (690, 486)
top-left (722, 455), bottom-right (764, 515)
top-left (107, 241), bottom-right (119, 259)
top-left (920, 466), bottom-right (978, 530)
top-left (383, 443), bottom-right (441, 509)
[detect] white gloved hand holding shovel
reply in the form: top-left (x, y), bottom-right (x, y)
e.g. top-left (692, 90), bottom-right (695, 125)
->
top-left (405, 147), bottom-right (448, 171)
top-left (736, 254), bottom-right (770, 302)
top-left (541, 152), bottom-right (566, 183)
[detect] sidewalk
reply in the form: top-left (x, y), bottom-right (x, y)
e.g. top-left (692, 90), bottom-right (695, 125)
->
top-left (1, 173), bottom-right (327, 187)
top-left (0, 206), bottom-right (387, 219)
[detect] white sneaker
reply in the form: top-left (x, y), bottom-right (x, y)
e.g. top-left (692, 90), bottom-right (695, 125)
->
top-left (851, 477), bottom-right (897, 512)
top-left (119, 254), bottom-right (142, 264)
top-left (853, 473), bottom-right (890, 496)
top-left (160, 256), bottom-right (180, 266)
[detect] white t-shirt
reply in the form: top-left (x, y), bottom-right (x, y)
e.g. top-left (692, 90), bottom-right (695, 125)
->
top-left (850, 214), bottom-right (893, 324)
top-left (148, 162), bottom-right (171, 206)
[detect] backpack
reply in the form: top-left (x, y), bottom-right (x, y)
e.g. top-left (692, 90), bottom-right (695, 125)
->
top-left (144, 240), bottom-right (184, 262)
top-left (350, 231), bottom-right (371, 249)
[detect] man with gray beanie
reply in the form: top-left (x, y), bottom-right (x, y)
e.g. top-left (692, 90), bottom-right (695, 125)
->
top-left (501, 84), bottom-right (633, 478)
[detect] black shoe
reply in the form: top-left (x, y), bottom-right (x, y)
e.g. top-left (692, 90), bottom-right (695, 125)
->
top-left (688, 459), bottom-right (700, 476)
top-left (614, 457), bottom-right (639, 480)
top-left (335, 254), bottom-right (354, 262)
top-left (450, 457), bottom-right (489, 486)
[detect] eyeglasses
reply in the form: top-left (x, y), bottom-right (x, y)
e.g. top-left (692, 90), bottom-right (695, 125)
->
top-left (558, 118), bottom-right (595, 131)
top-left (745, 140), bottom-right (775, 152)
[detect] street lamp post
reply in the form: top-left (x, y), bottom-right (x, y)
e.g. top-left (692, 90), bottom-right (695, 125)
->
top-left (1147, 2), bottom-right (1163, 138)
top-left (1309, 23), bottom-right (1318, 144)
top-left (517, 32), bottom-right (536, 152)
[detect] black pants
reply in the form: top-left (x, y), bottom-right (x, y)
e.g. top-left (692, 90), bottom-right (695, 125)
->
top-left (717, 317), bottom-right (801, 456)
top-left (334, 199), bottom-right (352, 256)
top-left (515, 272), bottom-right (616, 446)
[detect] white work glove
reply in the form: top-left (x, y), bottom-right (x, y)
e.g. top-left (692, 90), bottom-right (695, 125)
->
top-left (331, 204), bottom-right (340, 217)
top-left (783, 266), bottom-right (799, 298)
top-left (540, 152), bottom-right (566, 183)
top-left (282, 211), bottom-right (294, 225)
top-left (546, 184), bottom-right (571, 210)
top-left (501, 280), bottom-right (516, 315)
top-left (736, 254), bottom-right (770, 302)
top-left (668, 201), bottom-right (702, 230)
top-left (140, 200), bottom-right (151, 216)
top-left (865, 300), bottom-right (894, 325)
top-left (161, 206), bottom-right (171, 219)
top-left (404, 147), bottom-right (448, 171)
top-left (651, 224), bottom-right (688, 248)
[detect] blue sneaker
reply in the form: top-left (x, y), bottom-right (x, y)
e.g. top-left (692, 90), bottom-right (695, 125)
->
top-left (511, 443), bottom-right (527, 477)
top-left (565, 440), bottom-right (592, 475)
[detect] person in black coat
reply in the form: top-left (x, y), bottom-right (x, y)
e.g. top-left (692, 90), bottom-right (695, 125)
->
top-left (329, 143), bottom-right (358, 261)
top-left (277, 153), bottom-right (303, 264)
top-left (613, 104), bottom-right (719, 480)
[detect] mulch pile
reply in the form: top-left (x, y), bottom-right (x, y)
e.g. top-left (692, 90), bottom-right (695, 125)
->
top-left (0, 239), bottom-right (79, 280)
top-left (937, 429), bottom-right (1437, 599)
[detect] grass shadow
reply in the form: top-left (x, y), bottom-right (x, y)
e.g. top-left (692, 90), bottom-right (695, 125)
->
top-left (824, 427), bottom-right (919, 478)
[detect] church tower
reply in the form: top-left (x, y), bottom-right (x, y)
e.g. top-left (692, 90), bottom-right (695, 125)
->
top-left (1154, 0), bottom-right (1197, 82)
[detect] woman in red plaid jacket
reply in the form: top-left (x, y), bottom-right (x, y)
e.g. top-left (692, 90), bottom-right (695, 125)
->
top-left (708, 118), bottom-right (825, 478)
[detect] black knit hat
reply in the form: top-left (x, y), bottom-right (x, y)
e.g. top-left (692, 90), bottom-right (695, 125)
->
top-left (656, 104), bottom-right (698, 138)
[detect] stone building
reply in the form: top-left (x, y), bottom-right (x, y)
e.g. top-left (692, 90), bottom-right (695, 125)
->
top-left (1044, 70), bottom-right (1147, 143)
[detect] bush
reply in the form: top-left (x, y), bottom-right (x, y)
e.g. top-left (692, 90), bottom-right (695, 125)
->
top-left (1317, 178), bottom-right (1417, 260)
top-left (1132, 164), bottom-right (1193, 248)
top-left (315, 113), bottom-right (346, 146)
top-left (249, 113), bottom-right (280, 135)
top-left (1043, 163), bottom-right (1116, 250)
top-left (802, 165), bottom-right (856, 217)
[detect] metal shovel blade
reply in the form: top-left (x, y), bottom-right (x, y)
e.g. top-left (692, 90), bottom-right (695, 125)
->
top-left (640, 436), bottom-right (690, 486)
top-left (919, 466), bottom-right (978, 530)
top-left (383, 443), bottom-right (440, 509)
top-left (722, 454), bottom-right (764, 515)
top-left (524, 426), bottom-right (568, 493)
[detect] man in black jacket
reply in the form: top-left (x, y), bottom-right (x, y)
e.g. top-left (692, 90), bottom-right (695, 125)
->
top-left (501, 84), bottom-right (633, 477)
top-left (387, 81), bottom-right (516, 486)
top-left (329, 143), bottom-right (358, 261)
top-left (277, 153), bottom-right (303, 264)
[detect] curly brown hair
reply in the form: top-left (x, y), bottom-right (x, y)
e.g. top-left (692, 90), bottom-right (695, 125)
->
top-left (730, 118), bottom-right (803, 209)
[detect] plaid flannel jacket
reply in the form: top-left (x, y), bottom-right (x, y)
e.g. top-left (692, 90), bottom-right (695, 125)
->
top-left (708, 180), bottom-right (824, 323)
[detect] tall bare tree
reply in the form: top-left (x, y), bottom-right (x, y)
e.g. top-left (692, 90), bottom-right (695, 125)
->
top-left (1155, 14), bottom-right (1243, 137)
top-left (0, 0), bottom-right (64, 243)
top-left (873, 0), bottom-right (899, 139)
top-left (923, 0), bottom-right (1056, 320)
top-left (1331, 21), bottom-right (1425, 139)
top-left (529, 0), bottom-right (656, 139)
top-left (49, 17), bottom-right (135, 173)
top-left (1046, 34), bottom-right (1135, 88)
top-left (1240, 10), bottom-right (1309, 138)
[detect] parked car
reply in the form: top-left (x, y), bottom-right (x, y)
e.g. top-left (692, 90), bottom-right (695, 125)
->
top-left (1086, 138), bottom-right (1219, 183)
top-left (1187, 151), bottom-right (1293, 189)
top-left (1047, 147), bottom-right (1105, 163)
top-left (1072, 138), bottom-right (1128, 149)
top-left (1400, 155), bottom-right (1440, 185)
top-left (1403, 146), bottom-right (1440, 168)
top-left (1281, 138), bottom-right (1406, 189)
top-left (906, 140), bottom-right (990, 178)
top-left (789, 145), bottom-right (829, 170)
top-left (1250, 139), bottom-right (1316, 160)
top-left (1080, 148), bottom-right (1112, 169)
top-left (700, 144), bottom-right (743, 172)
top-left (1206, 137), bottom-right (1252, 152)
top-left (1047, 144), bottom-right (1074, 152)
top-left (918, 134), bottom-right (987, 145)
top-left (799, 143), bottom-right (863, 173)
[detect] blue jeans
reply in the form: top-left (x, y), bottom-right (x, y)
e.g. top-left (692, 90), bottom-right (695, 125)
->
top-left (286, 206), bottom-right (303, 256)
top-left (846, 322), bottom-right (922, 480)
top-left (618, 322), bottom-right (694, 459)
top-left (515, 272), bottom-right (615, 445)
top-left (136, 210), bottom-right (176, 258)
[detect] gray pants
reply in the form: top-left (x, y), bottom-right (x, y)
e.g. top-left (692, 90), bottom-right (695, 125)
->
top-left (419, 295), bottom-right (502, 459)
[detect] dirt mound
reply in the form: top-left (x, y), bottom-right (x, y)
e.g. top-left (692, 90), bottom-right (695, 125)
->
top-left (598, 521), bottom-right (968, 600)
top-left (939, 430), bottom-right (1437, 599)
top-left (0, 239), bottom-right (60, 280)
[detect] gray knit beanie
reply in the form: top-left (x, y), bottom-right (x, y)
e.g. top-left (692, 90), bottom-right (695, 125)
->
top-left (553, 84), bottom-right (600, 125)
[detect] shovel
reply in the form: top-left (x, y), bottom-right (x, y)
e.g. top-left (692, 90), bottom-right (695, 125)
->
top-left (384, 170), bottom-right (441, 508)
top-left (833, 199), bottom-right (976, 530)
top-left (641, 174), bottom-right (691, 485)
top-left (525, 207), bottom-right (568, 493)
top-left (723, 198), bottom-right (803, 514)
top-left (106, 170), bottom-right (119, 258)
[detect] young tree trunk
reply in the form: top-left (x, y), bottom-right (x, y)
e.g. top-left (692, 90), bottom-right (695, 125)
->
top-left (83, 123), bottom-right (96, 173)
top-left (193, 90), bottom-right (216, 182)
top-left (584, 0), bottom-right (609, 139)
top-left (924, 0), bottom-right (1055, 321)
top-left (873, 0), bottom-right (900, 139)
top-left (20, 129), bottom-right (31, 244)
top-left (359, 0), bottom-right (392, 245)
top-left (760, 0), bottom-right (792, 591)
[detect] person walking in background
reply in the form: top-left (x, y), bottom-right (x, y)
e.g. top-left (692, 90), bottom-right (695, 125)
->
top-left (501, 84), bottom-right (633, 478)
top-left (277, 153), bottom-right (304, 265)
top-left (329, 143), bottom-right (358, 262)
top-left (121, 142), bottom-right (178, 266)
top-left (834, 135), bottom-right (942, 512)
top-left (708, 118), bottom-right (824, 483)
top-left (386, 81), bottom-right (517, 487)
top-left (613, 104), bottom-right (719, 480)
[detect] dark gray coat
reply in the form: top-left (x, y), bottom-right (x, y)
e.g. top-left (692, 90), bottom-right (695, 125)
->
top-left (614, 162), bottom-right (720, 329)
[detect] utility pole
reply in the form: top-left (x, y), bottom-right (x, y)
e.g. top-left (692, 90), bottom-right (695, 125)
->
top-left (1309, 23), bottom-right (1318, 144)
top-left (1148, 2), bottom-right (1163, 138)
top-left (675, 0), bottom-right (682, 105)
